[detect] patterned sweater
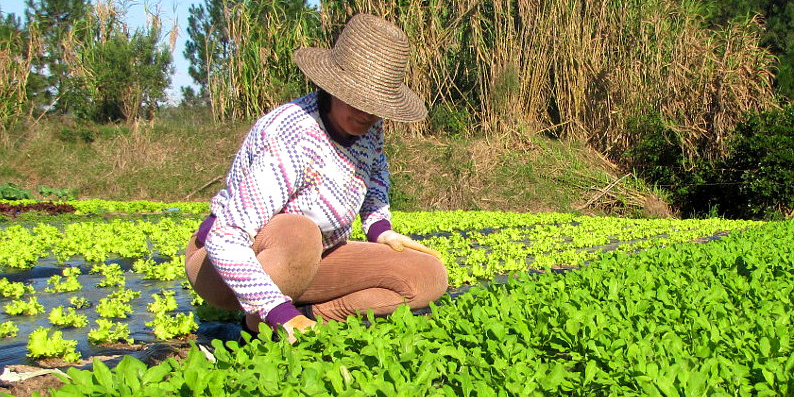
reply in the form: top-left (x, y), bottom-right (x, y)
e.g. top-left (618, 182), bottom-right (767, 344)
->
top-left (204, 92), bottom-right (392, 320)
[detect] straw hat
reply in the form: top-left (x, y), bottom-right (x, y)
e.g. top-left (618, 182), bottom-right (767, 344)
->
top-left (294, 14), bottom-right (427, 122)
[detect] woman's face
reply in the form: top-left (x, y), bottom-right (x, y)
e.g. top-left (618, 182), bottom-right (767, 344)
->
top-left (327, 96), bottom-right (380, 137)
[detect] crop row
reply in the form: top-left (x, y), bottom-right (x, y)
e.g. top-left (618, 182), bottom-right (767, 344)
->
top-left (1, 211), bottom-right (762, 283)
top-left (0, 199), bottom-right (209, 216)
top-left (31, 219), bottom-right (793, 397)
top-left (0, 210), bottom-right (765, 366)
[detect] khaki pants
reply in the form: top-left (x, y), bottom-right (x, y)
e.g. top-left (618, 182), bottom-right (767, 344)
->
top-left (184, 213), bottom-right (448, 322)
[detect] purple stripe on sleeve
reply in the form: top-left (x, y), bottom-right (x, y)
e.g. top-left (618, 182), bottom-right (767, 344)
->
top-left (196, 214), bottom-right (216, 245)
top-left (366, 219), bottom-right (392, 242)
top-left (264, 301), bottom-right (302, 330)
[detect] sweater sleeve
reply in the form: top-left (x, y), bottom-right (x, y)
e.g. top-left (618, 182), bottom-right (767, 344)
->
top-left (360, 133), bottom-right (392, 241)
top-left (204, 130), bottom-right (307, 321)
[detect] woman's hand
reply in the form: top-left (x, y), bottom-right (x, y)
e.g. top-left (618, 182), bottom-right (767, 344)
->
top-left (283, 315), bottom-right (317, 344)
top-left (377, 230), bottom-right (442, 259)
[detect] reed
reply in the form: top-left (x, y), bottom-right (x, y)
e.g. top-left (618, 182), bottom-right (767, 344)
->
top-left (321, 0), bottom-right (775, 156)
top-left (0, 22), bottom-right (39, 143)
top-left (199, 0), bottom-right (776, 160)
top-left (206, 0), bottom-right (319, 121)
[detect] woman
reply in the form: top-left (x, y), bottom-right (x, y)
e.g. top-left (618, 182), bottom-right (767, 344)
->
top-left (185, 14), bottom-right (448, 343)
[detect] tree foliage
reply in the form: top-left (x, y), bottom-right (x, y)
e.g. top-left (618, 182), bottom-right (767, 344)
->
top-left (24, 0), bottom-right (91, 113)
top-left (2, 0), bottom-right (175, 124)
top-left (183, 0), bottom-right (231, 100)
top-left (700, 0), bottom-right (794, 100)
top-left (70, 16), bottom-right (173, 122)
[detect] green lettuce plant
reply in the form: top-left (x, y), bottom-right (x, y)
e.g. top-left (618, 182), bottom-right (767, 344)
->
top-left (0, 277), bottom-right (34, 299)
top-left (45, 267), bottom-right (83, 293)
top-left (91, 263), bottom-right (126, 288)
top-left (133, 256), bottom-right (185, 281)
top-left (88, 319), bottom-right (133, 345)
top-left (49, 306), bottom-right (89, 328)
top-left (70, 296), bottom-right (90, 309)
top-left (147, 290), bottom-right (178, 314)
top-left (27, 327), bottom-right (81, 363)
top-left (146, 312), bottom-right (198, 341)
top-left (0, 321), bottom-right (18, 338)
top-left (4, 296), bottom-right (45, 316)
top-left (96, 288), bottom-right (140, 319)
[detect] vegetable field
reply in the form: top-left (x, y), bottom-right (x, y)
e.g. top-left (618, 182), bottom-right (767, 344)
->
top-left (0, 200), bottom-right (791, 396)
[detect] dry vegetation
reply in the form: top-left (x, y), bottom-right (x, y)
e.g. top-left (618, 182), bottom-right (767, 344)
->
top-left (201, 0), bottom-right (776, 160)
top-left (0, 0), bottom-right (779, 216)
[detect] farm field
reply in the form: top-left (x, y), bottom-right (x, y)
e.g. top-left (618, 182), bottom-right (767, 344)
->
top-left (0, 200), bottom-right (791, 396)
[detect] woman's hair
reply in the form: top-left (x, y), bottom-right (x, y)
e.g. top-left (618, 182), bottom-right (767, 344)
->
top-left (317, 88), bottom-right (331, 114)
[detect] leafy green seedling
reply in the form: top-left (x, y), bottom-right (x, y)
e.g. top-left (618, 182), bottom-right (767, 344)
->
top-left (88, 319), bottom-right (133, 345)
top-left (49, 306), bottom-right (89, 328)
top-left (27, 327), bottom-right (81, 363)
top-left (4, 296), bottom-right (45, 316)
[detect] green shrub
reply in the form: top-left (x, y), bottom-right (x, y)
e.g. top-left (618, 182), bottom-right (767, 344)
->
top-left (96, 124), bottom-right (130, 139)
top-left (729, 104), bottom-right (794, 219)
top-left (428, 104), bottom-right (471, 137)
top-left (624, 107), bottom-right (794, 219)
top-left (622, 113), bottom-right (684, 189)
top-left (56, 124), bottom-right (97, 143)
top-left (0, 182), bottom-right (33, 200)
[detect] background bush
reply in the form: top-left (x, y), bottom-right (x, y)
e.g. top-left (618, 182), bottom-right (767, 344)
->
top-left (625, 105), bottom-right (794, 219)
top-left (728, 104), bottom-right (794, 219)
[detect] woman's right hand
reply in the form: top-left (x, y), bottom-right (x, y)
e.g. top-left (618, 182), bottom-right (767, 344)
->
top-left (283, 315), bottom-right (317, 344)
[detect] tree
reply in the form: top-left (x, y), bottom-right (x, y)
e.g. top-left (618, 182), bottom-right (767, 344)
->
top-left (25, 0), bottom-right (91, 113)
top-left (183, 0), bottom-right (231, 101)
top-left (72, 15), bottom-right (173, 122)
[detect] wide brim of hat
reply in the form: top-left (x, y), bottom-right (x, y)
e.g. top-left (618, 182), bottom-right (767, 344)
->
top-left (294, 48), bottom-right (427, 123)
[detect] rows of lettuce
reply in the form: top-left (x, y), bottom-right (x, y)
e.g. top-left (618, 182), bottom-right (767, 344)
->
top-left (0, 210), bottom-right (766, 366)
top-left (25, 218), bottom-right (791, 396)
top-left (0, 209), bottom-right (762, 282)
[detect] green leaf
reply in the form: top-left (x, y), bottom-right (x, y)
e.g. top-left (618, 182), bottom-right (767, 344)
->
top-left (759, 337), bottom-right (771, 357)
top-left (92, 359), bottom-right (115, 390)
top-left (584, 360), bottom-right (598, 385)
top-left (142, 364), bottom-right (171, 384)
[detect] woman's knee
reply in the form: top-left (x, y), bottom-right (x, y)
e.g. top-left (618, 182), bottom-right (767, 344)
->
top-left (254, 213), bottom-right (323, 260)
top-left (423, 256), bottom-right (449, 300)
top-left (402, 254), bottom-right (448, 307)
top-left (253, 214), bottom-right (324, 299)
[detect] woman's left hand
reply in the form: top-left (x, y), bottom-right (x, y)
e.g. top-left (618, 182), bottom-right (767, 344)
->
top-left (377, 230), bottom-right (442, 259)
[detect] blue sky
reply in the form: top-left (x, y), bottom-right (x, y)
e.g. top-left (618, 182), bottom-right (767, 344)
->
top-left (1, 0), bottom-right (199, 104)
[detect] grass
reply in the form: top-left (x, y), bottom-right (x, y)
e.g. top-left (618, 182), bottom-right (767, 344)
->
top-left (0, 112), bottom-right (666, 217)
top-left (0, 109), bottom-right (248, 202)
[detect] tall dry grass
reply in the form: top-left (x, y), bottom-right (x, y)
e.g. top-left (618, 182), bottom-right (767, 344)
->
top-left (206, 0), bottom-right (318, 121)
top-left (0, 23), bottom-right (40, 144)
top-left (201, 0), bottom-right (776, 160)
